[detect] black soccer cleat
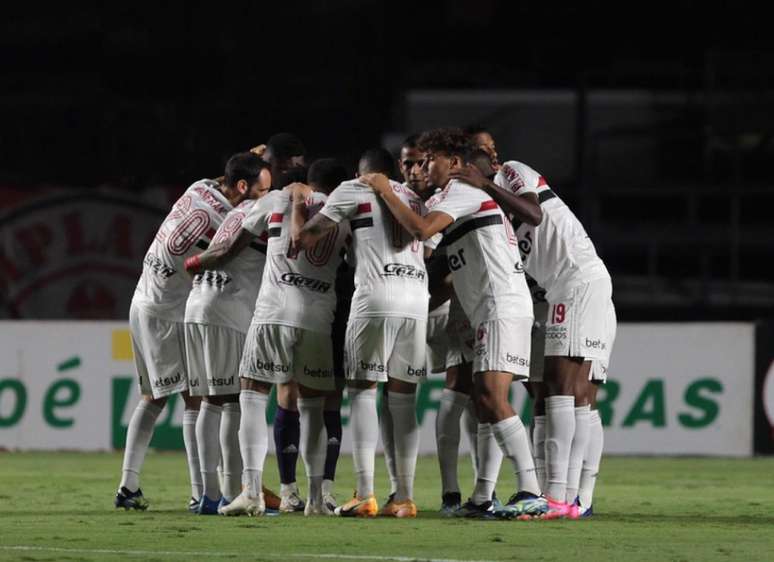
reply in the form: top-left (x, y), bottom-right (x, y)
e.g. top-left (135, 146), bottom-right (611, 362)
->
top-left (115, 487), bottom-right (149, 511)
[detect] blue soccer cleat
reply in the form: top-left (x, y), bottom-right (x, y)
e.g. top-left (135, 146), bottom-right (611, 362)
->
top-left (496, 491), bottom-right (548, 520)
top-left (439, 492), bottom-right (462, 516)
top-left (196, 495), bottom-right (220, 515)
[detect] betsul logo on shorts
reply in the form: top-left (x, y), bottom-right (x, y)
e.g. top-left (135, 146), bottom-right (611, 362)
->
top-left (208, 375), bottom-right (234, 387)
top-left (303, 366), bottom-right (331, 378)
top-left (359, 360), bottom-right (386, 373)
top-left (255, 359), bottom-right (290, 373)
top-left (153, 372), bottom-right (183, 389)
top-left (280, 272), bottom-right (331, 293)
top-left (585, 338), bottom-right (607, 351)
top-left (381, 263), bottom-right (426, 280)
top-left (406, 365), bottom-right (427, 377)
top-left (506, 353), bottom-right (530, 367)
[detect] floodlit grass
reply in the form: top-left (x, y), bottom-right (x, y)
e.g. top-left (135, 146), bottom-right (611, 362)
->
top-left (1, 452), bottom-right (773, 562)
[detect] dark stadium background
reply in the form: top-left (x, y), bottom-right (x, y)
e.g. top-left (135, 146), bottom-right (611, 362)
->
top-left (2, 1), bottom-right (773, 322)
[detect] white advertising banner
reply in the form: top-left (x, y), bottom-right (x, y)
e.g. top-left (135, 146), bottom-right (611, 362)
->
top-left (0, 321), bottom-right (756, 456)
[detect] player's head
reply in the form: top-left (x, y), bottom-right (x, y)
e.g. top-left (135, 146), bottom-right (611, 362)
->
top-left (223, 152), bottom-right (272, 204)
top-left (277, 165), bottom-right (308, 189)
top-left (399, 134), bottom-right (428, 194)
top-left (358, 147), bottom-right (396, 178)
top-left (308, 158), bottom-right (348, 195)
top-left (465, 147), bottom-right (497, 180)
top-left (417, 127), bottom-right (473, 189)
top-left (264, 132), bottom-right (306, 173)
top-left (463, 124), bottom-right (499, 168)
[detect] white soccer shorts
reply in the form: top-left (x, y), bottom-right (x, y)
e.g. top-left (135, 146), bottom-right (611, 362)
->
top-left (129, 303), bottom-right (188, 399)
top-left (345, 317), bottom-right (427, 384)
top-left (544, 277), bottom-right (616, 366)
top-left (240, 323), bottom-right (335, 391)
top-left (185, 323), bottom-right (244, 396)
top-left (471, 317), bottom-right (533, 379)
top-left (445, 297), bottom-right (475, 368)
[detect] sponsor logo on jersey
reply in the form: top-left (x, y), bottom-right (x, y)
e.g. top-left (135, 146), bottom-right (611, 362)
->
top-left (255, 358), bottom-right (290, 373)
top-left (359, 360), bottom-right (386, 373)
top-left (506, 353), bottom-right (530, 367)
top-left (514, 262), bottom-right (525, 274)
top-left (153, 372), bottom-right (183, 389)
top-left (144, 254), bottom-right (176, 279)
top-left (545, 326), bottom-right (568, 340)
top-left (208, 375), bottom-right (235, 387)
top-left (279, 272), bottom-right (331, 293)
top-left (303, 365), bottom-right (332, 378)
top-left (194, 270), bottom-right (232, 289)
top-left (381, 263), bottom-right (426, 280)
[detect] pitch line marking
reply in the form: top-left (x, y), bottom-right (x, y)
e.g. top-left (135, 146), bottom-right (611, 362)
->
top-left (0, 545), bottom-right (497, 562)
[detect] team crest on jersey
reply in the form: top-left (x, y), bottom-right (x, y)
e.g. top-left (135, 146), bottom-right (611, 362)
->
top-left (0, 190), bottom-right (167, 318)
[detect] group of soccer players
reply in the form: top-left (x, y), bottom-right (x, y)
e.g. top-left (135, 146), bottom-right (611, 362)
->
top-left (115, 126), bottom-right (616, 521)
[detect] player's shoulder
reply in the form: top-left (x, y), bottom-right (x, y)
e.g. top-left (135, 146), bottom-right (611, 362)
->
top-left (336, 179), bottom-right (370, 194)
top-left (498, 160), bottom-right (547, 191)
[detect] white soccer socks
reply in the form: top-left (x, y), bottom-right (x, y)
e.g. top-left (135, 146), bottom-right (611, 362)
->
top-left (220, 402), bottom-right (243, 501)
top-left (196, 402), bottom-right (223, 501)
top-left (379, 393), bottom-right (398, 496)
top-left (545, 395), bottom-right (575, 502)
top-left (532, 415), bottom-right (547, 491)
top-left (566, 404), bottom-right (591, 504)
top-left (239, 390), bottom-right (269, 497)
top-left (182, 408), bottom-right (203, 501)
top-left (462, 400), bottom-right (480, 484)
top-left (298, 396), bottom-right (327, 505)
top-left (492, 415), bottom-right (541, 496)
top-left (119, 400), bottom-right (163, 492)
top-left (435, 389), bottom-right (468, 495)
top-left (470, 423), bottom-right (504, 505)
top-left (387, 391), bottom-right (419, 501)
top-left (579, 408), bottom-right (604, 509)
top-left (349, 387), bottom-right (378, 498)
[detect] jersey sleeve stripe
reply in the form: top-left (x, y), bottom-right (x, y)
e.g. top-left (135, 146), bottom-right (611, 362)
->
top-left (537, 176), bottom-right (548, 187)
top-left (356, 202), bottom-right (372, 214)
top-left (268, 227), bottom-right (282, 238)
top-left (269, 213), bottom-right (284, 223)
top-left (538, 189), bottom-right (557, 203)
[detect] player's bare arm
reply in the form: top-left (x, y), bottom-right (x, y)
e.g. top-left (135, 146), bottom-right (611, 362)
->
top-left (294, 207), bottom-right (338, 250)
top-left (184, 228), bottom-right (254, 274)
top-left (450, 164), bottom-right (542, 226)
top-left (359, 173), bottom-right (453, 241)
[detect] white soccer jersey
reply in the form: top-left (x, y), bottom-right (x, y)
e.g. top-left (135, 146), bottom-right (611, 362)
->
top-left (428, 179), bottom-right (532, 326)
top-left (132, 179), bottom-right (232, 322)
top-left (247, 190), bottom-right (349, 334)
top-left (184, 199), bottom-right (268, 333)
top-left (319, 179), bottom-right (429, 320)
top-left (494, 160), bottom-right (610, 301)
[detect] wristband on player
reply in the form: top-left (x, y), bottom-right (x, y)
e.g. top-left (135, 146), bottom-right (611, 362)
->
top-left (184, 254), bottom-right (203, 273)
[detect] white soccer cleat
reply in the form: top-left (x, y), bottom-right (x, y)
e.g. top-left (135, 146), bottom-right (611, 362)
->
top-left (322, 492), bottom-right (337, 516)
top-left (304, 499), bottom-right (323, 516)
top-left (218, 492), bottom-right (265, 517)
top-left (279, 483), bottom-right (306, 513)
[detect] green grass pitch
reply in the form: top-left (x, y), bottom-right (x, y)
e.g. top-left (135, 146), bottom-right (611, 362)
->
top-left (1, 452), bottom-right (773, 562)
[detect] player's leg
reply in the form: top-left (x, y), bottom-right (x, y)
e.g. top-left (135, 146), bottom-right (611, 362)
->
top-left (543, 280), bottom-right (614, 520)
top-left (577, 301), bottom-right (616, 516)
top-left (273, 381), bottom-right (304, 512)
top-left (466, 318), bottom-right (543, 520)
top-left (322, 390), bottom-right (343, 511)
top-left (116, 305), bottom-right (183, 511)
top-left (436, 363), bottom-right (467, 511)
top-left (220, 323), bottom-right (291, 516)
top-left (379, 383), bottom-right (399, 503)
top-left (294, 328), bottom-right (338, 516)
top-left (334, 318), bottom-right (383, 517)
top-left (528, 299), bottom-right (549, 491)
top-left (565, 371), bottom-right (593, 507)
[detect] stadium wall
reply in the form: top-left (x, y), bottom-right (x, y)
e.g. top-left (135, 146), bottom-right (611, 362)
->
top-left (0, 321), bottom-right (770, 456)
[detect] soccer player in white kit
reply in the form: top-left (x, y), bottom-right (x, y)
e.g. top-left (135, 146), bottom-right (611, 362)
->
top-left (220, 163), bottom-right (349, 517)
top-left (454, 132), bottom-right (617, 519)
top-left (114, 152), bottom-right (268, 511)
top-left (181, 160), bottom-right (272, 514)
top-left (295, 148), bottom-right (429, 518)
top-left (361, 128), bottom-right (546, 519)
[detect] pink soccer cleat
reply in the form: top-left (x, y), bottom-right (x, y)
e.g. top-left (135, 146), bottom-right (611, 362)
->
top-left (541, 496), bottom-right (580, 520)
